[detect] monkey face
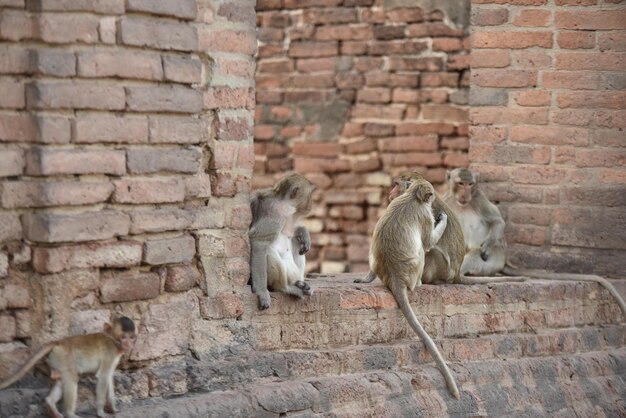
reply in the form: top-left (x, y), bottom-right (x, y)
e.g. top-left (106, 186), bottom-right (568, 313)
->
top-left (454, 181), bottom-right (474, 206)
top-left (119, 331), bottom-right (137, 352)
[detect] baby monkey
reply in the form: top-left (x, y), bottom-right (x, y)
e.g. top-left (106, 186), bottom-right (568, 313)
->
top-left (0, 316), bottom-right (136, 418)
top-left (370, 178), bottom-right (460, 399)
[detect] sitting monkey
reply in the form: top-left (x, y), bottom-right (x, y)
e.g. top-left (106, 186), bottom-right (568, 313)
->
top-left (249, 173), bottom-right (315, 310)
top-left (0, 316), bottom-right (136, 418)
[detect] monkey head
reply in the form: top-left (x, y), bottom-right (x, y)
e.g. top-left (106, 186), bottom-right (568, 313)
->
top-left (274, 173), bottom-right (315, 215)
top-left (389, 171), bottom-right (426, 201)
top-left (447, 168), bottom-right (478, 206)
top-left (408, 180), bottom-right (436, 205)
top-left (105, 316), bottom-right (137, 353)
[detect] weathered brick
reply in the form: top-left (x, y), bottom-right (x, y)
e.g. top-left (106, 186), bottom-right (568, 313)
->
top-left (1, 181), bottom-right (113, 208)
top-left (100, 270), bottom-right (160, 303)
top-left (126, 85), bottom-right (202, 113)
top-left (25, 147), bottom-right (126, 176)
top-left (469, 88), bottom-right (508, 106)
top-left (32, 241), bottom-right (142, 273)
top-left (0, 315), bottom-right (16, 342)
top-left (34, 114), bottom-right (72, 143)
top-left (471, 107), bottom-right (549, 125)
top-left (74, 113), bottom-right (148, 144)
top-left (165, 265), bottom-right (201, 292)
top-left (471, 50), bottom-right (510, 68)
top-left (29, 0), bottom-right (125, 14)
top-left (378, 135), bottom-right (439, 152)
top-left (120, 16), bottom-right (198, 51)
top-left (162, 56), bottom-right (202, 84)
top-left (199, 28), bottom-right (256, 55)
top-left (541, 71), bottom-right (599, 90)
top-left (0, 149), bottom-right (24, 177)
top-left (204, 87), bottom-right (255, 109)
top-left (0, 213), bottom-right (22, 243)
top-left (472, 31), bottom-right (553, 49)
top-left (126, 0), bottom-right (196, 19)
top-left (289, 42), bottom-right (338, 58)
top-left (149, 116), bottom-right (206, 144)
top-left (29, 49), bottom-right (76, 77)
top-left (77, 50), bottom-right (163, 80)
top-left (27, 82), bottom-right (125, 110)
top-left (200, 292), bottom-right (244, 319)
top-left (303, 7), bottom-right (357, 24)
top-left (0, 9), bottom-right (35, 41)
top-left (0, 113), bottom-right (36, 142)
top-left (127, 148), bottom-right (201, 174)
top-left (112, 179), bottom-right (185, 204)
top-left (422, 105), bottom-right (468, 122)
top-left (557, 91), bottom-right (626, 109)
top-left (513, 90), bottom-right (551, 107)
top-left (144, 235), bottom-right (196, 265)
top-left (98, 16), bottom-right (116, 43)
top-left (471, 70), bottom-right (537, 88)
top-left (471, 8), bottom-right (508, 26)
top-left (0, 79), bottom-right (25, 109)
top-left (37, 13), bottom-right (100, 43)
top-left (0, 45), bottom-right (30, 75)
top-left (512, 9), bottom-right (551, 27)
top-left (24, 211), bottom-right (130, 243)
top-left (557, 31), bottom-right (595, 49)
top-left (556, 10), bottom-right (626, 30)
top-left (598, 32), bottom-right (626, 52)
top-left (556, 52), bottom-right (626, 71)
top-left (217, 113), bottom-right (252, 141)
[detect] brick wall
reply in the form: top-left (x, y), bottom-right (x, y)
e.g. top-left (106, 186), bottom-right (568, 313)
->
top-left (0, 0), bottom-right (256, 399)
top-left (254, 0), bottom-right (470, 274)
top-left (469, 0), bottom-right (626, 277)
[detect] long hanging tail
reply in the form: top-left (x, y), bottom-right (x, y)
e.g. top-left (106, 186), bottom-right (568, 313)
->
top-left (460, 275), bottom-right (527, 284)
top-left (0, 343), bottom-right (55, 389)
top-left (502, 264), bottom-right (626, 319)
top-left (390, 280), bottom-right (460, 399)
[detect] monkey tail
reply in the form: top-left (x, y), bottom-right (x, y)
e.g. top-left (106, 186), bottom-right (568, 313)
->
top-left (389, 280), bottom-right (460, 399)
top-left (0, 343), bottom-right (55, 389)
top-left (460, 274), bottom-right (527, 285)
top-left (502, 264), bottom-right (626, 319)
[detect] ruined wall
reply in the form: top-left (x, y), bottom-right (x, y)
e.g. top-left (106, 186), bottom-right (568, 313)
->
top-left (469, 0), bottom-right (626, 277)
top-left (254, 0), bottom-right (470, 273)
top-left (0, 0), bottom-right (256, 400)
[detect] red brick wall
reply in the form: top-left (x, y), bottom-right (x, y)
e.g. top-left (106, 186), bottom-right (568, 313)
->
top-left (0, 0), bottom-right (256, 398)
top-left (254, 0), bottom-right (470, 273)
top-left (469, 0), bottom-right (626, 277)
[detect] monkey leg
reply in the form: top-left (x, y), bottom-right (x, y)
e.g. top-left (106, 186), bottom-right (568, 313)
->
top-left (45, 380), bottom-right (63, 418)
top-left (95, 368), bottom-right (111, 417)
top-left (61, 372), bottom-right (81, 418)
top-left (290, 235), bottom-right (312, 296)
top-left (354, 270), bottom-right (377, 284)
top-left (250, 240), bottom-right (272, 309)
top-left (267, 250), bottom-right (305, 299)
top-left (461, 248), bottom-right (505, 276)
top-left (104, 373), bottom-right (117, 414)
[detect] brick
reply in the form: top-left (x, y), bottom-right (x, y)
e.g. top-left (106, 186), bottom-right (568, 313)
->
top-left (541, 71), bottom-right (599, 90)
top-left (34, 115), bottom-right (71, 143)
top-left (471, 107), bottom-right (549, 125)
top-left (27, 82), bottom-right (125, 110)
top-left (130, 208), bottom-right (221, 234)
top-left (200, 292), bottom-right (244, 319)
top-left (471, 8), bottom-right (508, 26)
top-left (469, 88), bottom-right (508, 106)
top-left (406, 22), bottom-right (464, 37)
top-left (381, 152), bottom-right (442, 167)
top-left (0, 10), bottom-right (35, 41)
top-left (112, 179), bottom-right (185, 204)
top-left (127, 0), bottom-right (196, 19)
top-left (100, 271), bottom-right (160, 303)
top-left (598, 32), bottom-right (626, 52)
top-left (388, 56), bottom-right (443, 71)
top-left (511, 166), bottom-right (566, 185)
top-left (432, 38), bottom-right (463, 52)
top-left (163, 56), bottom-right (202, 84)
top-left (0, 79), bottom-right (25, 109)
top-left (557, 31), bottom-right (595, 49)
top-left (32, 241), bottom-right (142, 273)
top-left (472, 31), bottom-right (553, 49)
top-left (351, 105), bottom-right (403, 121)
top-left (422, 105), bottom-right (468, 123)
top-left (472, 70), bottom-right (537, 88)
top-left (165, 265), bottom-right (201, 292)
top-left (1, 181), bottom-right (113, 208)
top-left (120, 17), bottom-right (198, 51)
top-left (289, 42), bottom-right (338, 58)
top-left (29, 0), bottom-right (125, 14)
top-left (364, 123), bottom-right (395, 137)
top-left (512, 50), bottom-right (552, 69)
top-left (31, 51), bottom-right (77, 79)
top-left (469, 126), bottom-right (507, 143)
top-left (217, 113), bottom-right (252, 141)
top-left (575, 149), bottom-right (626, 167)
top-left (471, 50), bottom-right (509, 68)
top-left (75, 113), bottom-right (148, 144)
top-left (552, 208), bottom-right (625, 250)
top-left (469, 144), bottom-right (550, 165)
top-left (218, 2), bottom-right (255, 25)
top-left (373, 24), bottom-right (405, 40)
top-left (0, 213), bottom-right (21, 243)
top-left (37, 13), bottom-right (99, 43)
top-left (99, 16), bottom-right (116, 43)
top-left (127, 148), bottom-right (201, 174)
top-left (204, 87), bottom-right (255, 109)
top-left (293, 142), bottom-right (344, 157)
top-left (556, 10), bottom-right (626, 30)
top-left (303, 7), bottom-right (357, 24)
top-left (126, 85), bottom-right (202, 113)
top-left (144, 235), bottom-right (196, 265)
top-left (556, 52), bottom-right (626, 71)
top-left (557, 91), bottom-right (626, 109)
top-left (395, 122), bottom-right (456, 136)
top-left (512, 9), bottom-right (551, 27)
top-left (357, 87), bottom-right (391, 104)
top-left (0, 315), bottom-right (16, 342)
top-left (513, 90), bottom-right (551, 107)
top-left (199, 28), bottom-right (256, 55)
top-left (0, 113), bottom-right (35, 142)
top-left (0, 149), bottom-right (24, 177)
top-left (378, 135), bottom-right (439, 152)
top-left (0, 45), bottom-right (30, 75)
top-left (149, 116), bottom-right (206, 144)
top-left (294, 158), bottom-right (350, 173)
top-left (77, 50), bottom-right (163, 80)
top-left (25, 147), bottom-right (126, 176)
top-left (315, 24), bottom-right (373, 41)
top-left (24, 211), bottom-right (130, 243)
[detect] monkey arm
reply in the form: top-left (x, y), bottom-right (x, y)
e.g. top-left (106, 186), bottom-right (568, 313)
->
top-left (292, 226), bottom-right (311, 256)
top-left (425, 212), bottom-right (448, 251)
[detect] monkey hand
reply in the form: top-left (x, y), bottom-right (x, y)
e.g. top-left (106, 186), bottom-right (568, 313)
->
top-left (436, 211), bottom-right (447, 226)
top-left (257, 289), bottom-right (271, 310)
top-left (480, 240), bottom-right (493, 261)
top-left (296, 280), bottom-right (313, 296)
top-left (293, 226), bottom-right (311, 255)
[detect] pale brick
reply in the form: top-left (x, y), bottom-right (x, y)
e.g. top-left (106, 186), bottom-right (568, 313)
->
top-left (32, 241), bottom-right (142, 273)
top-left (149, 116), bottom-right (206, 144)
top-left (0, 9), bottom-right (35, 41)
top-left (204, 87), bottom-right (255, 109)
top-left (184, 173), bottom-right (213, 199)
top-left (78, 50), bottom-right (163, 80)
top-left (0, 149), bottom-right (24, 177)
top-left (165, 265), bottom-right (201, 292)
top-left (27, 82), bottom-right (125, 110)
top-left (3, 284), bottom-right (29, 308)
top-left (37, 13), bottom-right (100, 44)
top-left (25, 147), bottom-right (126, 176)
top-left (75, 113), bottom-right (148, 144)
top-left (112, 178), bottom-right (185, 204)
top-left (127, 148), bottom-right (201, 174)
top-left (1, 181), bottom-right (113, 208)
top-left (35, 115), bottom-right (71, 143)
top-left (126, 0), bottom-right (197, 19)
top-left (199, 28), bottom-right (257, 55)
top-left (30, 0), bottom-right (125, 14)
top-left (120, 16), bottom-right (198, 51)
top-left (0, 315), bottom-right (16, 342)
top-left (162, 56), bottom-right (203, 84)
top-left (126, 85), bottom-right (203, 113)
top-left (0, 45), bottom-right (30, 75)
top-left (30, 49), bottom-right (76, 77)
top-left (98, 16), bottom-right (116, 43)
top-left (15, 311), bottom-right (30, 338)
top-left (0, 113), bottom-right (36, 142)
top-left (143, 235), bottom-right (196, 265)
top-left (24, 211), bottom-right (130, 243)
top-left (0, 79), bottom-right (25, 109)
top-left (100, 270), bottom-right (160, 303)
top-left (0, 213), bottom-right (22, 243)
top-left (470, 88), bottom-right (508, 106)
top-left (70, 310), bottom-right (110, 336)
top-left (129, 209), bottom-right (194, 234)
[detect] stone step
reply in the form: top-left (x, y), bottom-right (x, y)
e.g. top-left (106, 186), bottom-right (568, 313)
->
top-left (244, 274), bottom-right (625, 351)
top-left (113, 348), bottom-right (626, 418)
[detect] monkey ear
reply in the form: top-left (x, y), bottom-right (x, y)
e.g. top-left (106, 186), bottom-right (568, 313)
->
top-left (289, 187), bottom-right (299, 200)
top-left (104, 323), bottom-right (112, 333)
top-left (424, 192), bottom-right (434, 203)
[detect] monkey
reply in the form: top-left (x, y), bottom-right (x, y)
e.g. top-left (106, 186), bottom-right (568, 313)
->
top-left (369, 177), bottom-right (460, 399)
top-left (443, 167), bottom-right (626, 317)
top-left (0, 316), bottom-right (136, 418)
top-left (249, 173), bottom-right (315, 310)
